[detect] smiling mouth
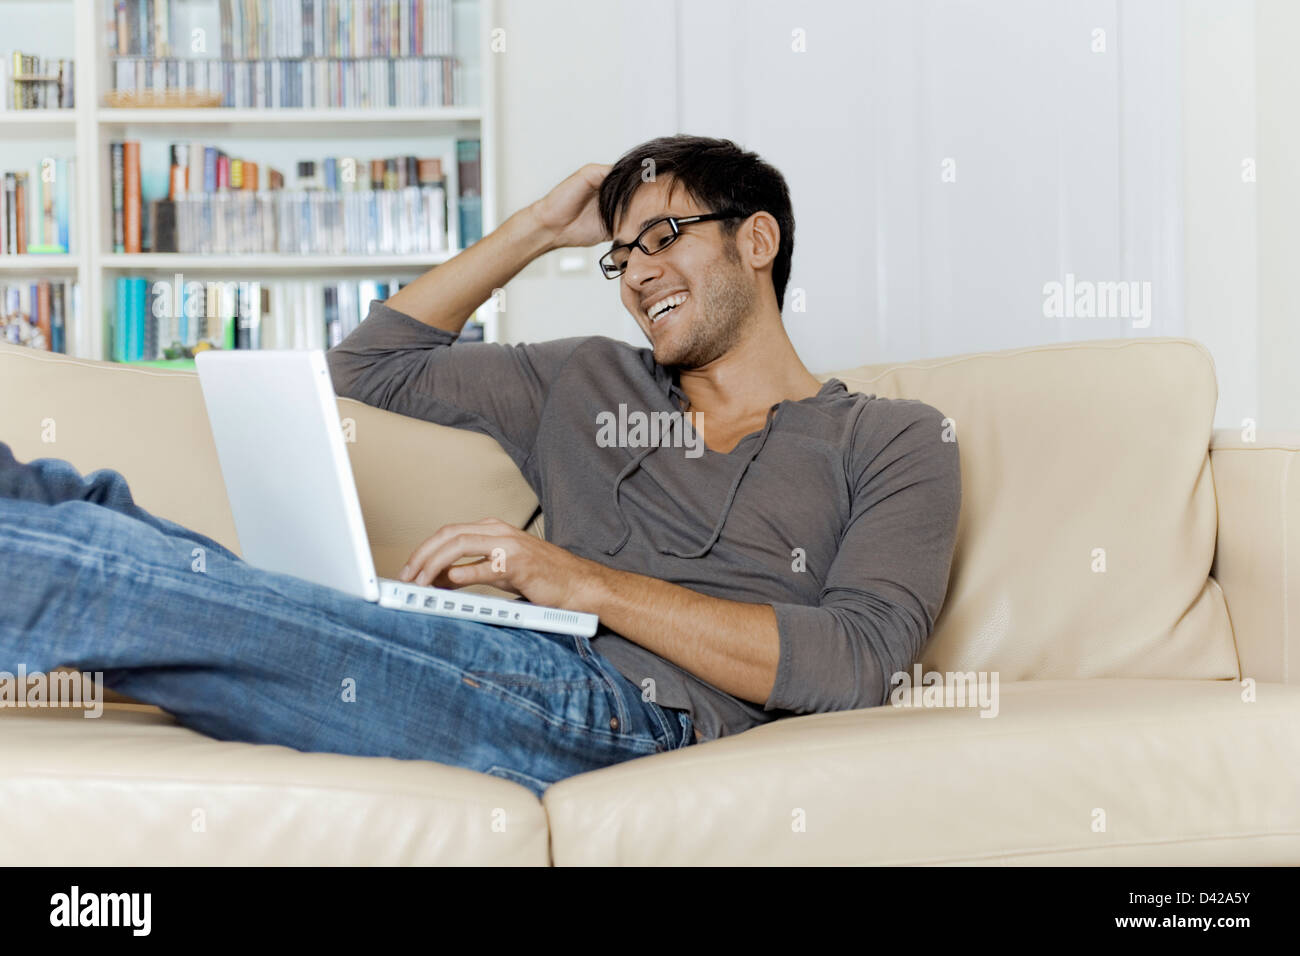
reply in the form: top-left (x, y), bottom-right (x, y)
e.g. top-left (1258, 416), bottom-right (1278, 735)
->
top-left (648, 291), bottom-right (689, 326)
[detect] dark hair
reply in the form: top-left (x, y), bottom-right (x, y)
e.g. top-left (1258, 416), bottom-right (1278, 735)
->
top-left (598, 135), bottom-right (795, 312)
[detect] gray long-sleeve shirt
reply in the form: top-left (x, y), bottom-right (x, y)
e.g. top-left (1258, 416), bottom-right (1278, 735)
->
top-left (326, 299), bottom-right (962, 742)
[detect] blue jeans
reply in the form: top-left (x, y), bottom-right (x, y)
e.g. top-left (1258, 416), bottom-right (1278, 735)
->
top-left (0, 442), bottom-right (694, 797)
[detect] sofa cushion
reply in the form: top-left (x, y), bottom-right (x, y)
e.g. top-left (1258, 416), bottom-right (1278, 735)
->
top-left (823, 337), bottom-right (1237, 681)
top-left (544, 679), bottom-right (1300, 865)
top-left (0, 344), bottom-right (540, 580)
top-left (0, 705), bottom-right (549, 865)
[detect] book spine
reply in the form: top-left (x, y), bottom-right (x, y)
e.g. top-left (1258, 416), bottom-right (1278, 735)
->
top-left (145, 278), bottom-right (159, 359)
top-left (123, 141), bottom-right (141, 253)
top-left (125, 275), bottom-right (139, 360)
top-left (55, 157), bottom-right (70, 252)
top-left (110, 143), bottom-right (125, 253)
top-left (456, 138), bottom-right (481, 247)
top-left (116, 3), bottom-right (128, 57)
top-left (204, 146), bottom-right (218, 193)
top-left (113, 277), bottom-right (128, 361)
top-left (51, 281), bottom-right (66, 353)
top-left (155, 0), bottom-right (169, 57)
top-left (37, 280), bottom-right (52, 350)
top-left (14, 172), bottom-right (27, 254)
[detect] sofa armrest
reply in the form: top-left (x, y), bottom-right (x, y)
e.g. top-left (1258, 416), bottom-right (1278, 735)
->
top-left (1210, 428), bottom-right (1300, 685)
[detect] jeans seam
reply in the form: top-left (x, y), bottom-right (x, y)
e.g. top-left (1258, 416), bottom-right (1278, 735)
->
top-left (571, 636), bottom-right (634, 737)
top-left (464, 673), bottom-right (653, 751)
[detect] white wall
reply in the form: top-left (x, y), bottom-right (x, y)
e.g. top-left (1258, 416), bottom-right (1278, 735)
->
top-left (493, 0), bottom-right (1292, 430)
top-left (1256, 0), bottom-right (1300, 433)
top-left (1183, 0), bottom-right (1257, 433)
top-left (494, 0), bottom-right (1186, 369)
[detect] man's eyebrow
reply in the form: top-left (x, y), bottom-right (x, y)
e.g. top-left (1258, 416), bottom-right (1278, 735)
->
top-left (611, 214), bottom-right (672, 246)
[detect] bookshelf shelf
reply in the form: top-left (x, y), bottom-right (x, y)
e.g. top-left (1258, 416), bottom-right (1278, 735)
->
top-left (1, 0), bottom-right (498, 359)
top-left (100, 252), bottom-right (457, 271)
top-left (0, 254), bottom-right (82, 272)
top-left (0, 111), bottom-right (77, 128)
top-left (98, 106), bottom-right (483, 131)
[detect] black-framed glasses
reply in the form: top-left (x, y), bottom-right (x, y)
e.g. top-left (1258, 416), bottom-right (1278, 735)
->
top-left (599, 211), bottom-right (745, 279)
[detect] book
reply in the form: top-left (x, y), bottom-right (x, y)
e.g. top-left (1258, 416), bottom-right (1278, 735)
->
top-left (456, 138), bottom-right (481, 246)
top-left (110, 144), bottom-right (126, 253)
top-left (123, 141), bottom-right (142, 253)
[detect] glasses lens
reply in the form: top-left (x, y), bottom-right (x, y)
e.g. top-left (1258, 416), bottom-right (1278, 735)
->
top-left (641, 218), bottom-right (678, 253)
top-left (599, 219), bottom-right (682, 278)
top-left (600, 249), bottom-right (626, 278)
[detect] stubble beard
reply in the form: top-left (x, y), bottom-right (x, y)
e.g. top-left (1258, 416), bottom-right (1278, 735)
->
top-left (654, 247), bottom-right (756, 370)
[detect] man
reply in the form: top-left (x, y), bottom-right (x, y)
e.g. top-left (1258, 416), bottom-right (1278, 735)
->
top-left (0, 136), bottom-right (960, 797)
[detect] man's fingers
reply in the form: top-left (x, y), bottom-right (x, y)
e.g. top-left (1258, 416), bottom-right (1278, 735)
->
top-left (408, 532), bottom-right (510, 588)
top-left (400, 520), bottom-right (513, 581)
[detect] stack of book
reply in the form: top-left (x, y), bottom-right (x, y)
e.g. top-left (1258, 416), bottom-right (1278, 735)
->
top-left (111, 275), bottom-right (483, 361)
top-left (108, 0), bottom-right (461, 109)
top-left (109, 140), bottom-right (469, 256)
top-left (1, 279), bottom-right (78, 352)
top-left (2, 52), bottom-right (75, 110)
top-left (2, 159), bottom-right (77, 255)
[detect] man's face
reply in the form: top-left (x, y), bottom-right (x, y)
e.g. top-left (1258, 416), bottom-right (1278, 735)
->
top-left (612, 179), bottom-right (757, 369)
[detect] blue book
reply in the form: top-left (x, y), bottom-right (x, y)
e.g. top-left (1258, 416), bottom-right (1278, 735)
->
top-left (126, 278), bottom-right (140, 361)
top-left (132, 277), bottom-right (148, 359)
top-left (113, 278), bottom-right (128, 362)
top-left (203, 147), bottom-right (218, 193)
top-left (55, 158), bottom-right (70, 252)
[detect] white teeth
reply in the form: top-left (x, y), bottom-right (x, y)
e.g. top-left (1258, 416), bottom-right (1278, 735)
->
top-left (649, 292), bottom-right (688, 321)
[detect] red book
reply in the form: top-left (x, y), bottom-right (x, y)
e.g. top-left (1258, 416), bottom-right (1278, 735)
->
top-left (37, 281), bottom-right (52, 350)
top-left (217, 153), bottom-right (230, 191)
top-left (123, 141), bottom-right (141, 253)
top-left (14, 173), bottom-right (27, 254)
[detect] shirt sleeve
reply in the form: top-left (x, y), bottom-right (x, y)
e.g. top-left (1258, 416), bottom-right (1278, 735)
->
top-left (325, 298), bottom-right (589, 472)
top-left (764, 400), bottom-right (961, 714)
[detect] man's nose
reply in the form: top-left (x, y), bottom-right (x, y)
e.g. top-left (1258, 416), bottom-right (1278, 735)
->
top-left (623, 247), bottom-right (663, 289)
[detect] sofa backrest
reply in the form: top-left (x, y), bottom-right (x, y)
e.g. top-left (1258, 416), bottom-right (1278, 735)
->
top-left (824, 337), bottom-right (1239, 682)
top-left (0, 344), bottom-right (539, 582)
top-left (2, 336), bottom-right (1241, 684)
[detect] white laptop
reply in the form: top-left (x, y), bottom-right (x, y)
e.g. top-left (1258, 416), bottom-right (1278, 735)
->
top-left (194, 348), bottom-right (598, 637)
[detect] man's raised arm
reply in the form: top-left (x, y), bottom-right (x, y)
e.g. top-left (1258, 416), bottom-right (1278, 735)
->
top-left (323, 164), bottom-right (613, 467)
top-left (383, 162), bottom-right (612, 334)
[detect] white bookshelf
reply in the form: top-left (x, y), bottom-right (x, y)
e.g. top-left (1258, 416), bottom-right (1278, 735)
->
top-left (2, 0), bottom-right (499, 358)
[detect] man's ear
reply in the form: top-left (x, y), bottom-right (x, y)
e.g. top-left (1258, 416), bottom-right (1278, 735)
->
top-left (741, 211), bottom-right (781, 270)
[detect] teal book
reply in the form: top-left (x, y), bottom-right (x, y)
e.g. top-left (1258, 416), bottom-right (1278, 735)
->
top-left (113, 277), bottom-right (128, 363)
top-left (125, 278), bottom-right (140, 361)
top-left (55, 158), bottom-right (70, 252)
top-left (131, 277), bottom-right (148, 360)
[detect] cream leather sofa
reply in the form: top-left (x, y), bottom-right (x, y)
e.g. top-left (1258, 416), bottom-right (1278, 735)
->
top-left (2, 336), bottom-right (1297, 866)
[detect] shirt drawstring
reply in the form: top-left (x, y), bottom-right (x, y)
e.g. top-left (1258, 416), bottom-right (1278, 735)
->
top-left (603, 444), bottom-right (659, 556)
top-left (603, 402), bottom-right (780, 559)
